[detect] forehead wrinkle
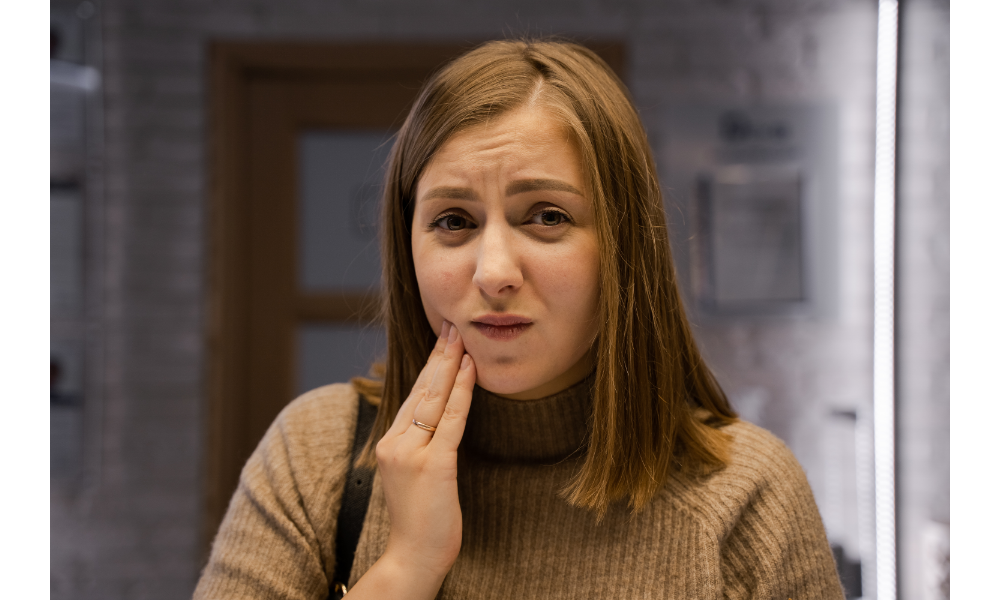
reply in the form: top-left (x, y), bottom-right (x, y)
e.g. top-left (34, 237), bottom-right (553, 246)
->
top-left (419, 105), bottom-right (584, 208)
top-left (505, 178), bottom-right (583, 197)
top-left (422, 186), bottom-right (479, 202)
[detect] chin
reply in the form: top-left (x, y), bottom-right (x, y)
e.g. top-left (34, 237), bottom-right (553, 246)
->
top-left (473, 362), bottom-right (544, 397)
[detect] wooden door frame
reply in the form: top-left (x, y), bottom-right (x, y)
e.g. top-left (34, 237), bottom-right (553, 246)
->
top-left (203, 40), bottom-right (626, 558)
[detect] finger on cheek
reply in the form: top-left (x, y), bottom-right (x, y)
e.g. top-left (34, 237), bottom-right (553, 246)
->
top-left (434, 324), bottom-right (466, 393)
top-left (447, 354), bottom-right (475, 412)
top-left (427, 325), bottom-right (448, 362)
top-left (457, 353), bottom-right (475, 386)
top-left (444, 323), bottom-right (465, 360)
top-left (410, 321), bottom-right (451, 399)
top-left (431, 354), bottom-right (475, 450)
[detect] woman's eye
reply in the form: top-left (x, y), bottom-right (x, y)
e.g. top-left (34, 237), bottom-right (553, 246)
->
top-left (433, 214), bottom-right (472, 231)
top-left (532, 210), bottom-right (570, 227)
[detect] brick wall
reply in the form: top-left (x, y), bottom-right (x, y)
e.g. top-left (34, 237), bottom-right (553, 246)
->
top-left (50, 0), bottom-right (947, 598)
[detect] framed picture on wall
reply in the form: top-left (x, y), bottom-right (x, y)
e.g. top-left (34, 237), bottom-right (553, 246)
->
top-left (692, 165), bottom-right (806, 313)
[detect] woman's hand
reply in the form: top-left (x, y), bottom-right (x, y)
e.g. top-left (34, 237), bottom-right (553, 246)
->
top-left (346, 321), bottom-right (476, 599)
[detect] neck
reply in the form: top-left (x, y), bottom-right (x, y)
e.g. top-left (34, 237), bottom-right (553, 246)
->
top-left (464, 371), bottom-right (595, 462)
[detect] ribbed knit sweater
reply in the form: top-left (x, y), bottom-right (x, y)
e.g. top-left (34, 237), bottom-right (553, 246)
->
top-left (194, 378), bottom-right (845, 599)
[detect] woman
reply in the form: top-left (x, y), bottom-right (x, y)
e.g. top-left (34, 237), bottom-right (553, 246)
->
top-left (195, 40), bottom-right (844, 599)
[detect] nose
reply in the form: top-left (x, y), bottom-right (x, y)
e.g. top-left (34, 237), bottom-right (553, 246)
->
top-left (472, 224), bottom-right (523, 298)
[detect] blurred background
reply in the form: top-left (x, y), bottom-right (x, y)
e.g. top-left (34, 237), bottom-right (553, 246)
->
top-left (49, 0), bottom-right (949, 598)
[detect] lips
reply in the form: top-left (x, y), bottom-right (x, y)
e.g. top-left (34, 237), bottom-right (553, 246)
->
top-left (471, 314), bottom-right (532, 341)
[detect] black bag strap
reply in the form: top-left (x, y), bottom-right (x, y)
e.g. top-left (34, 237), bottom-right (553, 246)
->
top-left (329, 393), bottom-right (378, 599)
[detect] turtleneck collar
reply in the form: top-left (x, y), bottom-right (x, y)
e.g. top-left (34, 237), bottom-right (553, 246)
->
top-left (462, 372), bottom-right (594, 463)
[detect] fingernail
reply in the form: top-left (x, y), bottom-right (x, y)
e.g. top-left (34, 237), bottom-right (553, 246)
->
top-left (448, 323), bottom-right (459, 343)
top-left (460, 354), bottom-right (471, 370)
top-left (441, 320), bottom-right (448, 338)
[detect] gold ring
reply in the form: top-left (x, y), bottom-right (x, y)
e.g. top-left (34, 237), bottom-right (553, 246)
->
top-left (412, 419), bottom-right (437, 433)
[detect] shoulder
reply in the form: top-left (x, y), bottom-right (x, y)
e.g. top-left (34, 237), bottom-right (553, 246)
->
top-left (660, 421), bottom-right (843, 596)
top-left (664, 419), bottom-right (817, 534)
top-left (197, 384), bottom-right (366, 599)
top-left (245, 383), bottom-right (366, 504)
top-left (273, 382), bottom-right (362, 440)
top-left (723, 419), bottom-right (810, 486)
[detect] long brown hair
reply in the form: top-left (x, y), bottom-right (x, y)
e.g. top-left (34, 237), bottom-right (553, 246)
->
top-left (356, 39), bottom-right (737, 516)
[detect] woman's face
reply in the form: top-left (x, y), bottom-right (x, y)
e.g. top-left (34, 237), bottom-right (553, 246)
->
top-left (411, 104), bottom-right (601, 400)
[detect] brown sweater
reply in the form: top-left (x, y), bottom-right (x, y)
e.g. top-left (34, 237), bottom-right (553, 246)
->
top-left (194, 378), bottom-right (845, 600)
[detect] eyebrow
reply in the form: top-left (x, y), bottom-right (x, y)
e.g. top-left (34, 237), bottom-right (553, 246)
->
top-left (505, 178), bottom-right (583, 197)
top-left (421, 186), bottom-right (479, 201)
top-left (420, 178), bottom-right (584, 204)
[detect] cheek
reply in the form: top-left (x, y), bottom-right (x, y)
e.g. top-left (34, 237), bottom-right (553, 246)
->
top-left (412, 242), bottom-right (466, 324)
top-left (532, 239), bottom-right (601, 326)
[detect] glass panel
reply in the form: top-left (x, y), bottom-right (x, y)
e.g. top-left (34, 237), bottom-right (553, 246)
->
top-left (297, 323), bottom-right (387, 396)
top-left (298, 130), bottom-right (394, 292)
top-left (51, 338), bottom-right (84, 480)
top-left (51, 5), bottom-right (103, 492)
top-left (51, 185), bottom-right (84, 317)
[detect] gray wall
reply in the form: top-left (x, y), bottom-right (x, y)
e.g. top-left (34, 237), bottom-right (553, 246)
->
top-left (50, 0), bottom-right (949, 598)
